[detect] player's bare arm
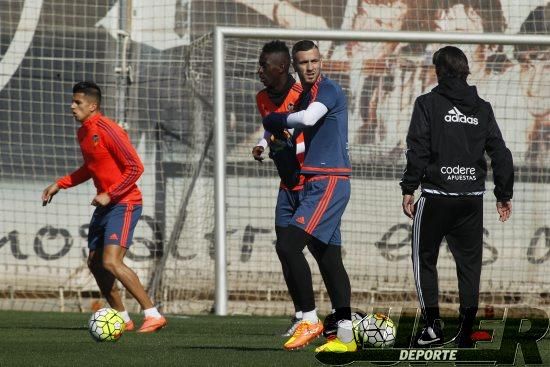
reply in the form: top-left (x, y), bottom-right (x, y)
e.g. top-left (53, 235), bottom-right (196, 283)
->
top-left (263, 102), bottom-right (328, 132)
top-left (41, 182), bottom-right (60, 206)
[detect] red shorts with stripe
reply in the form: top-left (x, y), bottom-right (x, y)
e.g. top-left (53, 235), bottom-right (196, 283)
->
top-left (289, 175), bottom-right (350, 245)
top-left (88, 204), bottom-right (142, 250)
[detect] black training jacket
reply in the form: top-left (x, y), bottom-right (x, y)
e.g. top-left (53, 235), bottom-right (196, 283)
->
top-left (400, 77), bottom-right (514, 201)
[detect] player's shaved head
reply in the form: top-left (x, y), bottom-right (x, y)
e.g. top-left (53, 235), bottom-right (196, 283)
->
top-left (291, 40), bottom-right (318, 59)
top-left (73, 81), bottom-right (102, 106)
top-left (262, 40), bottom-right (291, 70)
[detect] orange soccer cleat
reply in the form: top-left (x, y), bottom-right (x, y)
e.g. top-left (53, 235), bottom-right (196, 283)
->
top-left (283, 320), bottom-right (324, 350)
top-left (124, 320), bottom-right (135, 331)
top-left (136, 316), bottom-right (167, 333)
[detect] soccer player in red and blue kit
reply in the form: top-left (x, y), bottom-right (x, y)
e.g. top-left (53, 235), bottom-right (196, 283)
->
top-left (42, 81), bottom-right (167, 333)
top-left (252, 41), bottom-right (306, 338)
top-left (263, 40), bottom-right (355, 353)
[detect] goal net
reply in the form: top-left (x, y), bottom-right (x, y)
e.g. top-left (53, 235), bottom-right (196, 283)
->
top-left (180, 29), bottom-right (549, 316)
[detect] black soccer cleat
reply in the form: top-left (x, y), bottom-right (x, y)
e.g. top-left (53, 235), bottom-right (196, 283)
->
top-left (323, 312), bottom-right (338, 339)
top-left (456, 331), bottom-right (474, 348)
top-left (455, 307), bottom-right (477, 348)
top-left (415, 319), bottom-right (444, 347)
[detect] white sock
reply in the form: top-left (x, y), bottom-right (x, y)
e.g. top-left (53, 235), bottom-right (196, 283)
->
top-left (337, 319), bottom-right (354, 343)
top-left (295, 311), bottom-right (303, 319)
top-left (302, 309), bottom-right (318, 323)
top-left (118, 310), bottom-right (131, 323)
top-left (143, 307), bottom-right (161, 318)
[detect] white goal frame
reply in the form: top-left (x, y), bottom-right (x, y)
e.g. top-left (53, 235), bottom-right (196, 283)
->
top-left (213, 26), bottom-right (550, 316)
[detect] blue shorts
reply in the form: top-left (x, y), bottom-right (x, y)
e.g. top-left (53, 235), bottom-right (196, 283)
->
top-left (88, 204), bottom-right (142, 251)
top-left (275, 188), bottom-right (301, 228)
top-left (290, 176), bottom-right (350, 245)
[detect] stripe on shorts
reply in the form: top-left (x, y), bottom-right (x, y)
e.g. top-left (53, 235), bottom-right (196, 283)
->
top-left (120, 204), bottom-right (133, 247)
top-left (305, 176), bottom-right (337, 234)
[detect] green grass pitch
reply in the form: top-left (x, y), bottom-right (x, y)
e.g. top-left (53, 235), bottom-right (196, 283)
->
top-left (0, 311), bottom-right (547, 366)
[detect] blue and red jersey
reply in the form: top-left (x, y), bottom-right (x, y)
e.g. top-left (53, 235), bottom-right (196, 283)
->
top-left (57, 113), bottom-right (144, 204)
top-left (297, 76), bottom-right (351, 176)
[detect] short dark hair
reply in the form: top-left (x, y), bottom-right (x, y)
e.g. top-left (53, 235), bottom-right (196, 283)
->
top-left (514, 5), bottom-right (549, 62)
top-left (261, 40), bottom-right (290, 66)
top-left (291, 40), bottom-right (318, 59)
top-left (73, 81), bottom-right (102, 105)
top-left (262, 40), bottom-right (289, 55)
top-left (432, 46), bottom-right (470, 81)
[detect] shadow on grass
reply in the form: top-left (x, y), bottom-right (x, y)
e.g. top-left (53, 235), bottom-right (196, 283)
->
top-left (175, 346), bottom-right (288, 352)
top-left (0, 326), bottom-right (87, 331)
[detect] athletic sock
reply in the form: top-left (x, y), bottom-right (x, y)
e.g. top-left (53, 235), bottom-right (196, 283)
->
top-left (295, 311), bottom-right (303, 319)
top-left (118, 310), bottom-right (131, 323)
top-left (333, 306), bottom-right (352, 322)
top-left (337, 319), bottom-right (354, 343)
top-left (144, 307), bottom-right (162, 318)
top-left (302, 309), bottom-right (318, 323)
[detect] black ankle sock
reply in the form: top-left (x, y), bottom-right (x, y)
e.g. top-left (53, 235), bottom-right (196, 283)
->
top-left (333, 307), bottom-right (352, 322)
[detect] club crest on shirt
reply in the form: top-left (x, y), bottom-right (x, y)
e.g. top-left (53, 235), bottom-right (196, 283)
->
top-left (92, 134), bottom-right (99, 146)
top-left (287, 103), bottom-right (294, 112)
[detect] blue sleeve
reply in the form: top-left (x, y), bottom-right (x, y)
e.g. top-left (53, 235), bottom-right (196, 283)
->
top-left (314, 81), bottom-right (338, 110)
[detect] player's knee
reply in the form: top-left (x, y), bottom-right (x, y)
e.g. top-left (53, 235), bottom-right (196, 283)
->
top-left (319, 244), bottom-right (344, 270)
top-left (276, 225), bottom-right (308, 258)
top-left (102, 256), bottom-right (121, 273)
top-left (276, 234), bottom-right (302, 260)
top-left (307, 237), bottom-right (327, 261)
top-left (275, 239), bottom-right (292, 259)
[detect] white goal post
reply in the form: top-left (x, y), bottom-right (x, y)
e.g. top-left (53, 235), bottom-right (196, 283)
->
top-left (213, 26), bottom-right (550, 316)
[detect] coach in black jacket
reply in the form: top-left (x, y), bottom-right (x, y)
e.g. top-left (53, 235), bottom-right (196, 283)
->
top-left (400, 46), bottom-right (514, 348)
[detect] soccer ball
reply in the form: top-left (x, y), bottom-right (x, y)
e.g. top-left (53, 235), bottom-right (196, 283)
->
top-left (88, 308), bottom-right (125, 342)
top-left (353, 313), bottom-right (396, 348)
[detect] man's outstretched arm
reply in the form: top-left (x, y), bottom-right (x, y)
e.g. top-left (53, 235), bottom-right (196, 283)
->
top-left (262, 101), bottom-right (328, 132)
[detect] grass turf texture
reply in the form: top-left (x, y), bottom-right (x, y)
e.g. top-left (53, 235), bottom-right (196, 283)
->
top-left (0, 311), bottom-right (547, 366)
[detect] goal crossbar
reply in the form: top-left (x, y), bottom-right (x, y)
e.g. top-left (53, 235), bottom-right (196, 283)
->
top-left (213, 26), bottom-right (550, 316)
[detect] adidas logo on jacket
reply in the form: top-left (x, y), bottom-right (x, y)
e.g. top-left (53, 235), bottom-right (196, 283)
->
top-left (444, 107), bottom-right (478, 125)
